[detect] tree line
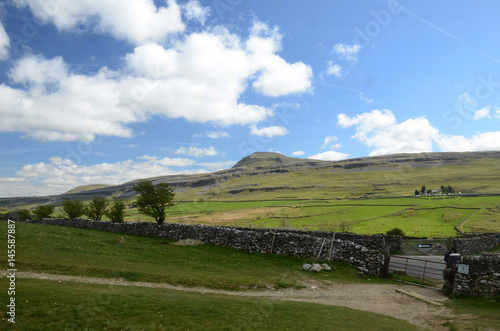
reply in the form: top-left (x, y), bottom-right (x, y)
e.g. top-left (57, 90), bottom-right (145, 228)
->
top-left (16, 180), bottom-right (175, 224)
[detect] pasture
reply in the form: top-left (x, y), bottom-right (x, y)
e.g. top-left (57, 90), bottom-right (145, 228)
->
top-left (159, 196), bottom-right (500, 238)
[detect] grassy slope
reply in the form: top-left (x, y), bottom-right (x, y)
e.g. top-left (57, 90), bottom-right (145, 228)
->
top-left (0, 278), bottom-right (425, 331)
top-left (1, 222), bottom-right (382, 290)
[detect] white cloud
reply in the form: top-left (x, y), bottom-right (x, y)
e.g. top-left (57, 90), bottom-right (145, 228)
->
top-left (1, 155), bottom-right (206, 197)
top-left (207, 130), bottom-right (230, 139)
top-left (326, 62), bottom-right (342, 77)
top-left (292, 150), bottom-right (304, 156)
top-left (322, 136), bottom-right (337, 149)
top-left (1, 55), bottom-right (137, 142)
top-left (250, 125), bottom-right (289, 137)
top-left (437, 132), bottom-right (500, 152)
top-left (137, 155), bottom-right (195, 167)
top-left (334, 43), bottom-right (361, 62)
top-left (13, 0), bottom-right (185, 45)
top-left (474, 107), bottom-right (491, 120)
top-left (0, 21), bottom-right (10, 60)
top-left (0, 19), bottom-right (313, 142)
top-left (182, 0), bottom-right (210, 25)
top-left (359, 92), bottom-right (374, 104)
top-left (309, 151), bottom-right (349, 161)
top-left (248, 21), bottom-right (313, 96)
top-left (338, 109), bottom-right (439, 156)
top-left (175, 146), bottom-right (218, 157)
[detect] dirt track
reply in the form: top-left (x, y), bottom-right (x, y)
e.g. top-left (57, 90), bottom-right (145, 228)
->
top-left (1, 270), bottom-right (477, 330)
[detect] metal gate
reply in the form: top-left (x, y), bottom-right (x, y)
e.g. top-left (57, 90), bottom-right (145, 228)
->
top-left (402, 238), bottom-right (451, 256)
top-left (387, 255), bottom-right (446, 289)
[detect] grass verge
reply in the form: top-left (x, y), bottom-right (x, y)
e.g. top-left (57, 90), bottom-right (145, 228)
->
top-left (0, 278), bottom-right (426, 331)
top-left (1, 222), bottom-right (385, 290)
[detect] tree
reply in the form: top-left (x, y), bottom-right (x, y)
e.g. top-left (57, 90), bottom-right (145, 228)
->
top-left (414, 189), bottom-right (420, 196)
top-left (133, 180), bottom-right (175, 225)
top-left (18, 209), bottom-right (32, 221)
top-left (61, 199), bottom-right (86, 219)
top-left (421, 185), bottom-right (427, 194)
top-left (33, 205), bottom-right (55, 220)
top-left (386, 227), bottom-right (405, 237)
top-left (106, 200), bottom-right (127, 223)
top-left (86, 196), bottom-right (109, 221)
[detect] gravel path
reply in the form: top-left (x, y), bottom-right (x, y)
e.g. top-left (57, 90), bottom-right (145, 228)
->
top-left (2, 271), bottom-right (471, 330)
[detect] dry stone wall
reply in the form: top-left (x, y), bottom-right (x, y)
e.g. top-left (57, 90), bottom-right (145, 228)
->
top-left (444, 254), bottom-right (500, 297)
top-left (26, 218), bottom-right (386, 276)
top-left (452, 234), bottom-right (499, 254)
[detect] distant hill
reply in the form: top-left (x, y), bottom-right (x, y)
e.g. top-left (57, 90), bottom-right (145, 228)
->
top-left (64, 184), bottom-right (116, 194)
top-left (1, 151), bottom-right (500, 208)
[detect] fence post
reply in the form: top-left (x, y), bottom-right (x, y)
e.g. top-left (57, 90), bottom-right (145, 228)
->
top-left (270, 231), bottom-right (276, 254)
top-left (316, 238), bottom-right (327, 261)
top-left (383, 237), bottom-right (390, 278)
top-left (328, 232), bottom-right (336, 261)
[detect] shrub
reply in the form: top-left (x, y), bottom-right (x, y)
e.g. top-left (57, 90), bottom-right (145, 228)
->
top-left (86, 196), bottom-right (109, 221)
top-left (106, 200), bottom-right (126, 223)
top-left (33, 205), bottom-right (55, 220)
top-left (61, 199), bottom-right (86, 219)
top-left (386, 227), bottom-right (405, 237)
top-left (18, 209), bottom-right (32, 221)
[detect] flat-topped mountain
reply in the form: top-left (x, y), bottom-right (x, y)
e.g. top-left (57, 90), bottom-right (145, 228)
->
top-left (1, 151), bottom-right (500, 207)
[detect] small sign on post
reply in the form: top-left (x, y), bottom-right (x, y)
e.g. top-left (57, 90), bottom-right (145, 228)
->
top-left (418, 243), bottom-right (432, 249)
top-left (457, 264), bottom-right (469, 275)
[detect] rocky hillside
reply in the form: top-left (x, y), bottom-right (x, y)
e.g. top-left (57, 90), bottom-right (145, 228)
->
top-left (2, 151), bottom-right (500, 208)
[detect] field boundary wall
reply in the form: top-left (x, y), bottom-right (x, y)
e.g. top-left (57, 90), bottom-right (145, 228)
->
top-left (443, 254), bottom-right (500, 296)
top-left (25, 218), bottom-right (390, 276)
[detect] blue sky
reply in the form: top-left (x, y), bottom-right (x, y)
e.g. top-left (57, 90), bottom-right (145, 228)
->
top-left (1, 0), bottom-right (500, 197)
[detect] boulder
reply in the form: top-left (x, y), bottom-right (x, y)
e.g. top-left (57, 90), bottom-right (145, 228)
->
top-left (310, 263), bottom-right (322, 272)
top-left (301, 263), bottom-right (312, 271)
top-left (321, 263), bottom-right (332, 271)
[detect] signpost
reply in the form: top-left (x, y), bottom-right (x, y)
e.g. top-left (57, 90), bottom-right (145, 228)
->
top-left (457, 264), bottom-right (469, 275)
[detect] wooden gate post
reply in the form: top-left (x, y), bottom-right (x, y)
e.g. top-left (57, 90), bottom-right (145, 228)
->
top-left (383, 237), bottom-right (390, 277)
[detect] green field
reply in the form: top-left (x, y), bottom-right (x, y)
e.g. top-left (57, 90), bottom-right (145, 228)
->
top-left (162, 196), bottom-right (500, 237)
top-left (22, 196), bottom-right (500, 238)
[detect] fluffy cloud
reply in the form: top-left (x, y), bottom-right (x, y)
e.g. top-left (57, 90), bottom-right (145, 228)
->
top-left (473, 107), bottom-right (491, 120)
top-left (181, 0), bottom-right (210, 25)
top-left (334, 43), bottom-right (361, 62)
top-left (2, 155), bottom-right (205, 197)
top-left (292, 150), bottom-right (304, 156)
top-left (248, 22), bottom-right (313, 96)
top-left (437, 132), bottom-right (500, 152)
top-left (175, 146), bottom-right (218, 157)
top-left (13, 0), bottom-right (185, 45)
top-left (0, 19), bottom-right (312, 142)
top-left (250, 125), bottom-right (289, 137)
top-left (338, 109), bottom-right (439, 156)
top-left (326, 62), bottom-right (342, 77)
top-left (0, 21), bottom-right (9, 60)
top-left (309, 151), bottom-right (349, 161)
